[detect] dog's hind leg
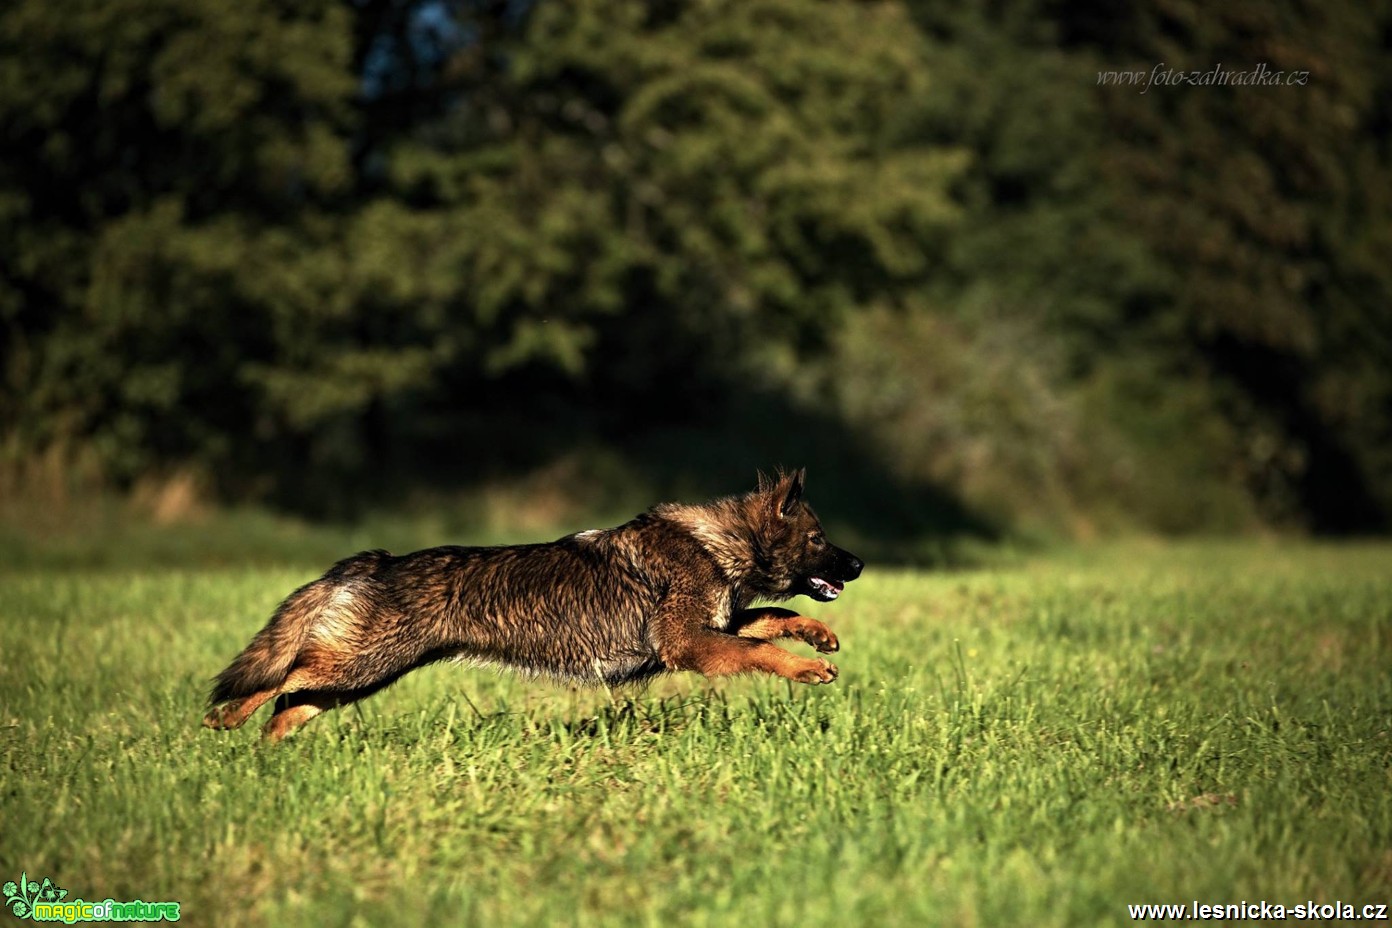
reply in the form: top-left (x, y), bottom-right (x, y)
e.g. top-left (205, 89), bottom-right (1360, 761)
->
top-left (261, 691), bottom-right (344, 742)
top-left (204, 654), bottom-right (355, 735)
top-left (202, 688), bottom-right (278, 730)
top-left (253, 658), bottom-right (355, 741)
top-left (730, 607), bottom-right (839, 653)
top-left (258, 649), bottom-right (420, 741)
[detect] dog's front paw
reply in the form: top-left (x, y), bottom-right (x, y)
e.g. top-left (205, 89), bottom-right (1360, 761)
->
top-left (791, 657), bottom-right (838, 685)
top-left (790, 617), bottom-right (839, 653)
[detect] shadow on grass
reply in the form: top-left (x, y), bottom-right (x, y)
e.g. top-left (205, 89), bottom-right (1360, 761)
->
top-left (416, 692), bottom-right (794, 744)
top-left (544, 695), bottom-right (715, 740)
top-left (538, 689), bottom-right (838, 743)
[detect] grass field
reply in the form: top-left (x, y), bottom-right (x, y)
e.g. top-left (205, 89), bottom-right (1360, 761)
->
top-left (1, 540), bottom-right (1389, 926)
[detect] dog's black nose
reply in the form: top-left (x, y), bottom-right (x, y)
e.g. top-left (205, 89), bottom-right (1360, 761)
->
top-left (845, 555), bottom-right (864, 580)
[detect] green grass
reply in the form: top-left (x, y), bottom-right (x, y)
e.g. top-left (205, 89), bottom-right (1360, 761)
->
top-left (1, 541), bottom-right (1389, 926)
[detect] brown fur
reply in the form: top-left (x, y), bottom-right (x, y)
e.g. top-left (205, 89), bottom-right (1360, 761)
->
top-left (203, 469), bottom-right (863, 741)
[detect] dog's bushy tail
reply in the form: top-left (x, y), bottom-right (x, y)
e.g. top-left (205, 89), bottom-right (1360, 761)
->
top-left (207, 580), bottom-right (332, 706)
top-left (208, 551), bottom-right (388, 707)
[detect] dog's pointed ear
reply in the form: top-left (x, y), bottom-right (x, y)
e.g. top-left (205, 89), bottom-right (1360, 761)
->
top-left (756, 469), bottom-right (774, 493)
top-left (778, 468), bottom-right (806, 518)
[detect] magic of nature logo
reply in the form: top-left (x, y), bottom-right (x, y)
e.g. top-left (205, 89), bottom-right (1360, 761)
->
top-left (3, 873), bottom-right (179, 923)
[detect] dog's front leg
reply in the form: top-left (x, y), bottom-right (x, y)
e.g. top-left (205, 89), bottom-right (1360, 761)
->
top-left (728, 607), bottom-right (839, 654)
top-left (661, 628), bottom-right (838, 684)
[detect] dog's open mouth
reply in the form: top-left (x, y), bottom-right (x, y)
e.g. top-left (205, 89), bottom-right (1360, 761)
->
top-left (807, 576), bottom-right (844, 601)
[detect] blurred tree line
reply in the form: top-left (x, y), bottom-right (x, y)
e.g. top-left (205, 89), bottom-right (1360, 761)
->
top-left (1, 0), bottom-right (1389, 537)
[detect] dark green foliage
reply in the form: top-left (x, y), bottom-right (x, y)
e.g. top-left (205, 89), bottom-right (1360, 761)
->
top-left (0, 0), bottom-right (359, 488)
top-left (1, 0), bottom-right (1389, 534)
top-left (368, 0), bottom-right (961, 425)
top-left (1069, 0), bottom-right (1392, 529)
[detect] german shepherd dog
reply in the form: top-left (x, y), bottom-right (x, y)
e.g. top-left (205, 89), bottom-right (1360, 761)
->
top-left (203, 469), bottom-right (863, 741)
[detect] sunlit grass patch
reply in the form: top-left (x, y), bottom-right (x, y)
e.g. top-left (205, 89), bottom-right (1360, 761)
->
top-left (1, 542), bottom-right (1388, 926)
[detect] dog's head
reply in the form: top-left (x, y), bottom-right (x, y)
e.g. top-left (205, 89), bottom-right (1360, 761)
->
top-left (746, 469), bottom-right (864, 603)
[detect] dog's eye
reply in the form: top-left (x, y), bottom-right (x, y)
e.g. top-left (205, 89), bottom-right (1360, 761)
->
top-left (808, 533), bottom-right (826, 548)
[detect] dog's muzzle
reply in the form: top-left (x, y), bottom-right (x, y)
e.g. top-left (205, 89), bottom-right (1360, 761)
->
top-left (806, 551), bottom-right (863, 601)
